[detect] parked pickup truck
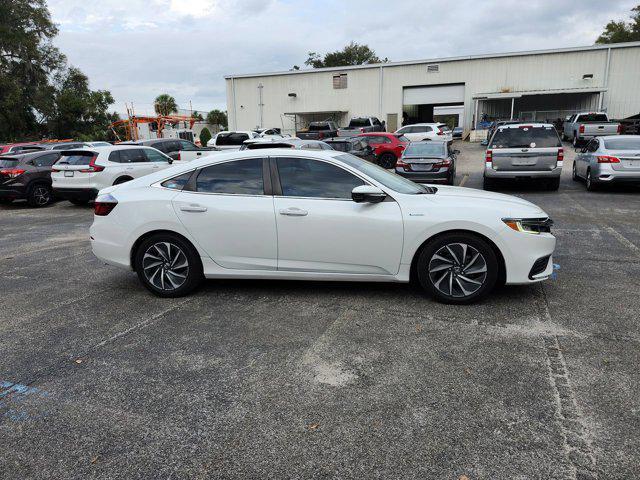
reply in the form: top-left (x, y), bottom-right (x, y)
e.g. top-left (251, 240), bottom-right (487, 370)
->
top-left (296, 121), bottom-right (339, 140)
top-left (337, 117), bottom-right (385, 137)
top-left (563, 112), bottom-right (621, 147)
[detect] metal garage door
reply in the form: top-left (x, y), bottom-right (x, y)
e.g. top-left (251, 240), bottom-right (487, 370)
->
top-left (403, 84), bottom-right (465, 105)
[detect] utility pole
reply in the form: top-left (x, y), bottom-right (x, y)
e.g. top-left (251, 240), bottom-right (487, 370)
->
top-left (258, 83), bottom-right (264, 129)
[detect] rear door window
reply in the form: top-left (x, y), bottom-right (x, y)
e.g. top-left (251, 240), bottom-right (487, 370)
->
top-left (144, 148), bottom-right (170, 162)
top-left (195, 159), bottom-right (264, 195)
top-left (119, 149), bottom-right (148, 163)
top-left (490, 126), bottom-right (561, 149)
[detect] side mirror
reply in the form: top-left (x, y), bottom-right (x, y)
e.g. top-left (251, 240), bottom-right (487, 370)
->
top-left (352, 185), bottom-right (386, 203)
top-left (168, 158), bottom-right (174, 164)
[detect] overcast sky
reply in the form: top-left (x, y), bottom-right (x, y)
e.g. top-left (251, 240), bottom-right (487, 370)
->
top-left (47, 0), bottom-right (637, 116)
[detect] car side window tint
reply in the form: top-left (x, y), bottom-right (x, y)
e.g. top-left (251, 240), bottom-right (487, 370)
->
top-left (34, 154), bottom-right (60, 167)
top-left (118, 149), bottom-right (147, 163)
top-left (196, 159), bottom-right (264, 195)
top-left (108, 151), bottom-right (122, 163)
top-left (144, 149), bottom-right (169, 162)
top-left (276, 157), bottom-right (364, 199)
top-left (161, 171), bottom-right (193, 190)
top-left (179, 140), bottom-right (194, 150)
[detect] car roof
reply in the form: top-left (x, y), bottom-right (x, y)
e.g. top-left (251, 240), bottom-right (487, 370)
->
top-left (497, 123), bottom-right (555, 129)
top-left (60, 145), bottom-right (156, 154)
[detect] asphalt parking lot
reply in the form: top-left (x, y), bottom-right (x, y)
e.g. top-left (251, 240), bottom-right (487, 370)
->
top-left (1, 142), bottom-right (639, 479)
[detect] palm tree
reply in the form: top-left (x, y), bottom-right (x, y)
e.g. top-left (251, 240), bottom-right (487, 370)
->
top-left (154, 94), bottom-right (178, 116)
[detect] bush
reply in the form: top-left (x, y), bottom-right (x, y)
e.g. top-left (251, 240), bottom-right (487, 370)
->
top-left (199, 127), bottom-right (211, 147)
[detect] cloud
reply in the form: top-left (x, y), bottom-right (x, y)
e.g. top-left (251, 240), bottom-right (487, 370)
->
top-left (46, 0), bottom-right (637, 115)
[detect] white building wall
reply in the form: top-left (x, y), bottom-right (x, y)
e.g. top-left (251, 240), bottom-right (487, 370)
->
top-left (226, 43), bottom-right (640, 133)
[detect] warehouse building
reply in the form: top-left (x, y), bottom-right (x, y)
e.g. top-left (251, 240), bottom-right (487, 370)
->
top-left (225, 41), bottom-right (640, 137)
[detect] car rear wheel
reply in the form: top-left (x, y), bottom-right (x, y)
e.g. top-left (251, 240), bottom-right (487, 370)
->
top-left (417, 233), bottom-right (498, 304)
top-left (134, 233), bottom-right (203, 298)
top-left (586, 169), bottom-right (598, 191)
top-left (0, 198), bottom-right (13, 205)
top-left (572, 135), bottom-right (580, 148)
top-left (378, 153), bottom-right (397, 169)
top-left (483, 177), bottom-right (497, 191)
top-left (572, 162), bottom-right (579, 181)
top-left (27, 184), bottom-right (53, 207)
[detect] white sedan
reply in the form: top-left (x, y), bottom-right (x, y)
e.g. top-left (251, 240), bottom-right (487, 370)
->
top-left (90, 149), bottom-right (556, 304)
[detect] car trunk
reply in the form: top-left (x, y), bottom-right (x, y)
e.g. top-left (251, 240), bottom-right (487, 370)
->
top-left (610, 150), bottom-right (640, 171)
top-left (491, 148), bottom-right (558, 172)
top-left (403, 157), bottom-right (444, 172)
top-left (52, 151), bottom-right (98, 183)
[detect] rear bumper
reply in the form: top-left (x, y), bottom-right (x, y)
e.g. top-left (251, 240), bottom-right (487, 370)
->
top-left (591, 165), bottom-right (640, 184)
top-left (53, 187), bottom-right (98, 200)
top-left (484, 166), bottom-right (562, 179)
top-left (395, 168), bottom-right (451, 183)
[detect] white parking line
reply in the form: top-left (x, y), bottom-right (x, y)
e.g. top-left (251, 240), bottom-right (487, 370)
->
top-left (458, 174), bottom-right (469, 187)
top-left (604, 226), bottom-right (640, 257)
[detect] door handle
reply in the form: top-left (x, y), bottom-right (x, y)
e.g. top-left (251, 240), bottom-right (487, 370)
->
top-left (279, 207), bottom-right (308, 217)
top-left (179, 204), bottom-right (207, 213)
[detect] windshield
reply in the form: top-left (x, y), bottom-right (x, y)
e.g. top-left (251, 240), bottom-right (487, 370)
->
top-left (404, 143), bottom-right (445, 157)
top-left (0, 158), bottom-right (20, 168)
top-left (604, 138), bottom-right (640, 150)
top-left (337, 154), bottom-right (430, 194)
top-left (490, 126), bottom-right (561, 149)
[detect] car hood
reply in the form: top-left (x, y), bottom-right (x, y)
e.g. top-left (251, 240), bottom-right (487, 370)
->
top-left (431, 185), bottom-right (547, 217)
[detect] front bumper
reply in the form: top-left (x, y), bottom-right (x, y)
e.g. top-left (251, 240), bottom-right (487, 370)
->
top-left (53, 187), bottom-right (99, 201)
top-left (501, 227), bottom-right (556, 284)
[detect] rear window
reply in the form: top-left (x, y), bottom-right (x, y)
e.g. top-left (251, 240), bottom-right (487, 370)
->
top-left (216, 133), bottom-right (249, 146)
top-left (404, 143), bottom-right (446, 157)
top-left (56, 152), bottom-right (96, 165)
top-left (490, 126), bottom-right (561, 149)
top-left (438, 125), bottom-right (451, 132)
top-left (603, 138), bottom-right (640, 150)
top-left (308, 123), bottom-right (330, 131)
top-left (0, 158), bottom-right (20, 168)
top-left (348, 118), bottom-right (370, 128)
top-left (396, 135), bottom-right (410, 143)
top-left (577, 114), bottom-right (608, 122)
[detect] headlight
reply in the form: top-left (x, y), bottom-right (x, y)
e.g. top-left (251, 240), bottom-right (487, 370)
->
top-left (502, 217), bottom-right (553, 234)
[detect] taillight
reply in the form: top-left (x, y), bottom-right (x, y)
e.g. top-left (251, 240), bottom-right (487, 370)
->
top-left (579, 124), bottom-right (585, 134)
top-left (0, 168), bottom-right (26, 178)
top-left (436, 129), bottom-right (444, 136)
top-left (318, 132), bottom-right (324, 139)
top-left (360, 128), bottom-right (365, 133)
top-left (80, 156), bottom-right (103, 173)
top-left (617, 124), bottom-right (623, 134)
top-left (485, 150), bottom-right (493, 163)
top-left (518, 125), bottom-right (533, 129)
top-left (94, 193), bottom-right (118, 216)
top-left (432, 158), bottom-right (452, 169)
top-left (177, 152), bottom-right (181, 161)
top-left (396, 158), bottom-right (407, 168)
top-left (557, 148), bottom-right (564, 163)
top-left (596, 155), bottom-right (620, 164)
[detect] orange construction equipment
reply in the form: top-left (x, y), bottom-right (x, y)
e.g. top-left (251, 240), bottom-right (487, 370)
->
top-left (109, 115), bottom-right (196, 142)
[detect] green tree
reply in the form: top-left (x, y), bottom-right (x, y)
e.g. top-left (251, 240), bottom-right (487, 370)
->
top-left (154, 94), bottom-right (178, 116)
top-left (0, 0), bottom-right (65, 140)
top-left (304, 42), bottom-right (388, 68)
top-left (206, 109), bottom-right (228, 129)
top-left (199, 127), bottom-right (212, 147)
top-left (596, 5), bottom-right (640, 43)
top-left (47, 67), bottom-right (116, 140)
top-left (191, 110), bottom-right (204, 121)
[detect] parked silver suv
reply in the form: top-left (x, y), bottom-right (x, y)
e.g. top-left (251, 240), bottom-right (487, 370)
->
top-left (484, 123), bottom-right (563, 191)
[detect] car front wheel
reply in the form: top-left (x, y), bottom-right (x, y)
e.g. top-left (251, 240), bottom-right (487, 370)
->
top-left (378, 153), bottom-right (397, 169)
top-left (134, 233), bottom-right (203, 297)
top-left (417, 233), bottom-right (498, 304)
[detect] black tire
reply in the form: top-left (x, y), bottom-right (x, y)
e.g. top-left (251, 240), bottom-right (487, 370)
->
top-left (416, 233), bottom-right (498, 304)
top-left (0, 198), bottom-right (13, 205)
top-left (27, 183), bottom-right (53, 207)
top-left (378, 153), bottom-right (397, 169)
top-left (586, 169), bottom-right (598, 192)
top-left (545, 177), bottom-right (560, 191)
top-left (134, 233), bottom-right (203, 298)
top-left (572, 134), bottom-right (580, 148)
top-left (69, 198), bottom-right (89, 206)
top-left (572, 162), bottom-right (579, 181)
top-left (113, 176), bottom-right (133, 185)
top-left (483, 177), bottom-right (497, 191)
top-left (447, 172), bottom-right (455, 185)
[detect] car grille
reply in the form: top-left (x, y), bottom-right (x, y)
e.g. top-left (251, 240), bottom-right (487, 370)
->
top-left (529, 255), bottom-right (551, 279)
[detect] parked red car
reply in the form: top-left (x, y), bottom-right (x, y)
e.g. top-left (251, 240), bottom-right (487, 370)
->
top-left (0, 142), bottom-right (42, 155)
top-left (357, 132), bottom-right (409, 168)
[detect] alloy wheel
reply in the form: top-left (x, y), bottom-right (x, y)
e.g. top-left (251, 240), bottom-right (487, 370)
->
top-left (142, 242), bottom-right (189, 291)
top-left (33, 186), bottom-right (51, 206)
top-left (428, 243), bottom-right (488, 298)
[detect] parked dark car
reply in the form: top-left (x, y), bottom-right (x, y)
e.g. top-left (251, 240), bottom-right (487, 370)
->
top-left (323, 137), bottom-right (377, 162)
top-left (0, 150), bottom-right (61, 206)
top-left (240, 138), bottom-right (333, 150)
top-left (452, 127), bottom-right (463, 139)
top-left (296, 121), bottom-right (340, 140)
top-left (127, 138), bottom-right (216, 160)
top-left (396, 141), bottom-right (458, 185)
